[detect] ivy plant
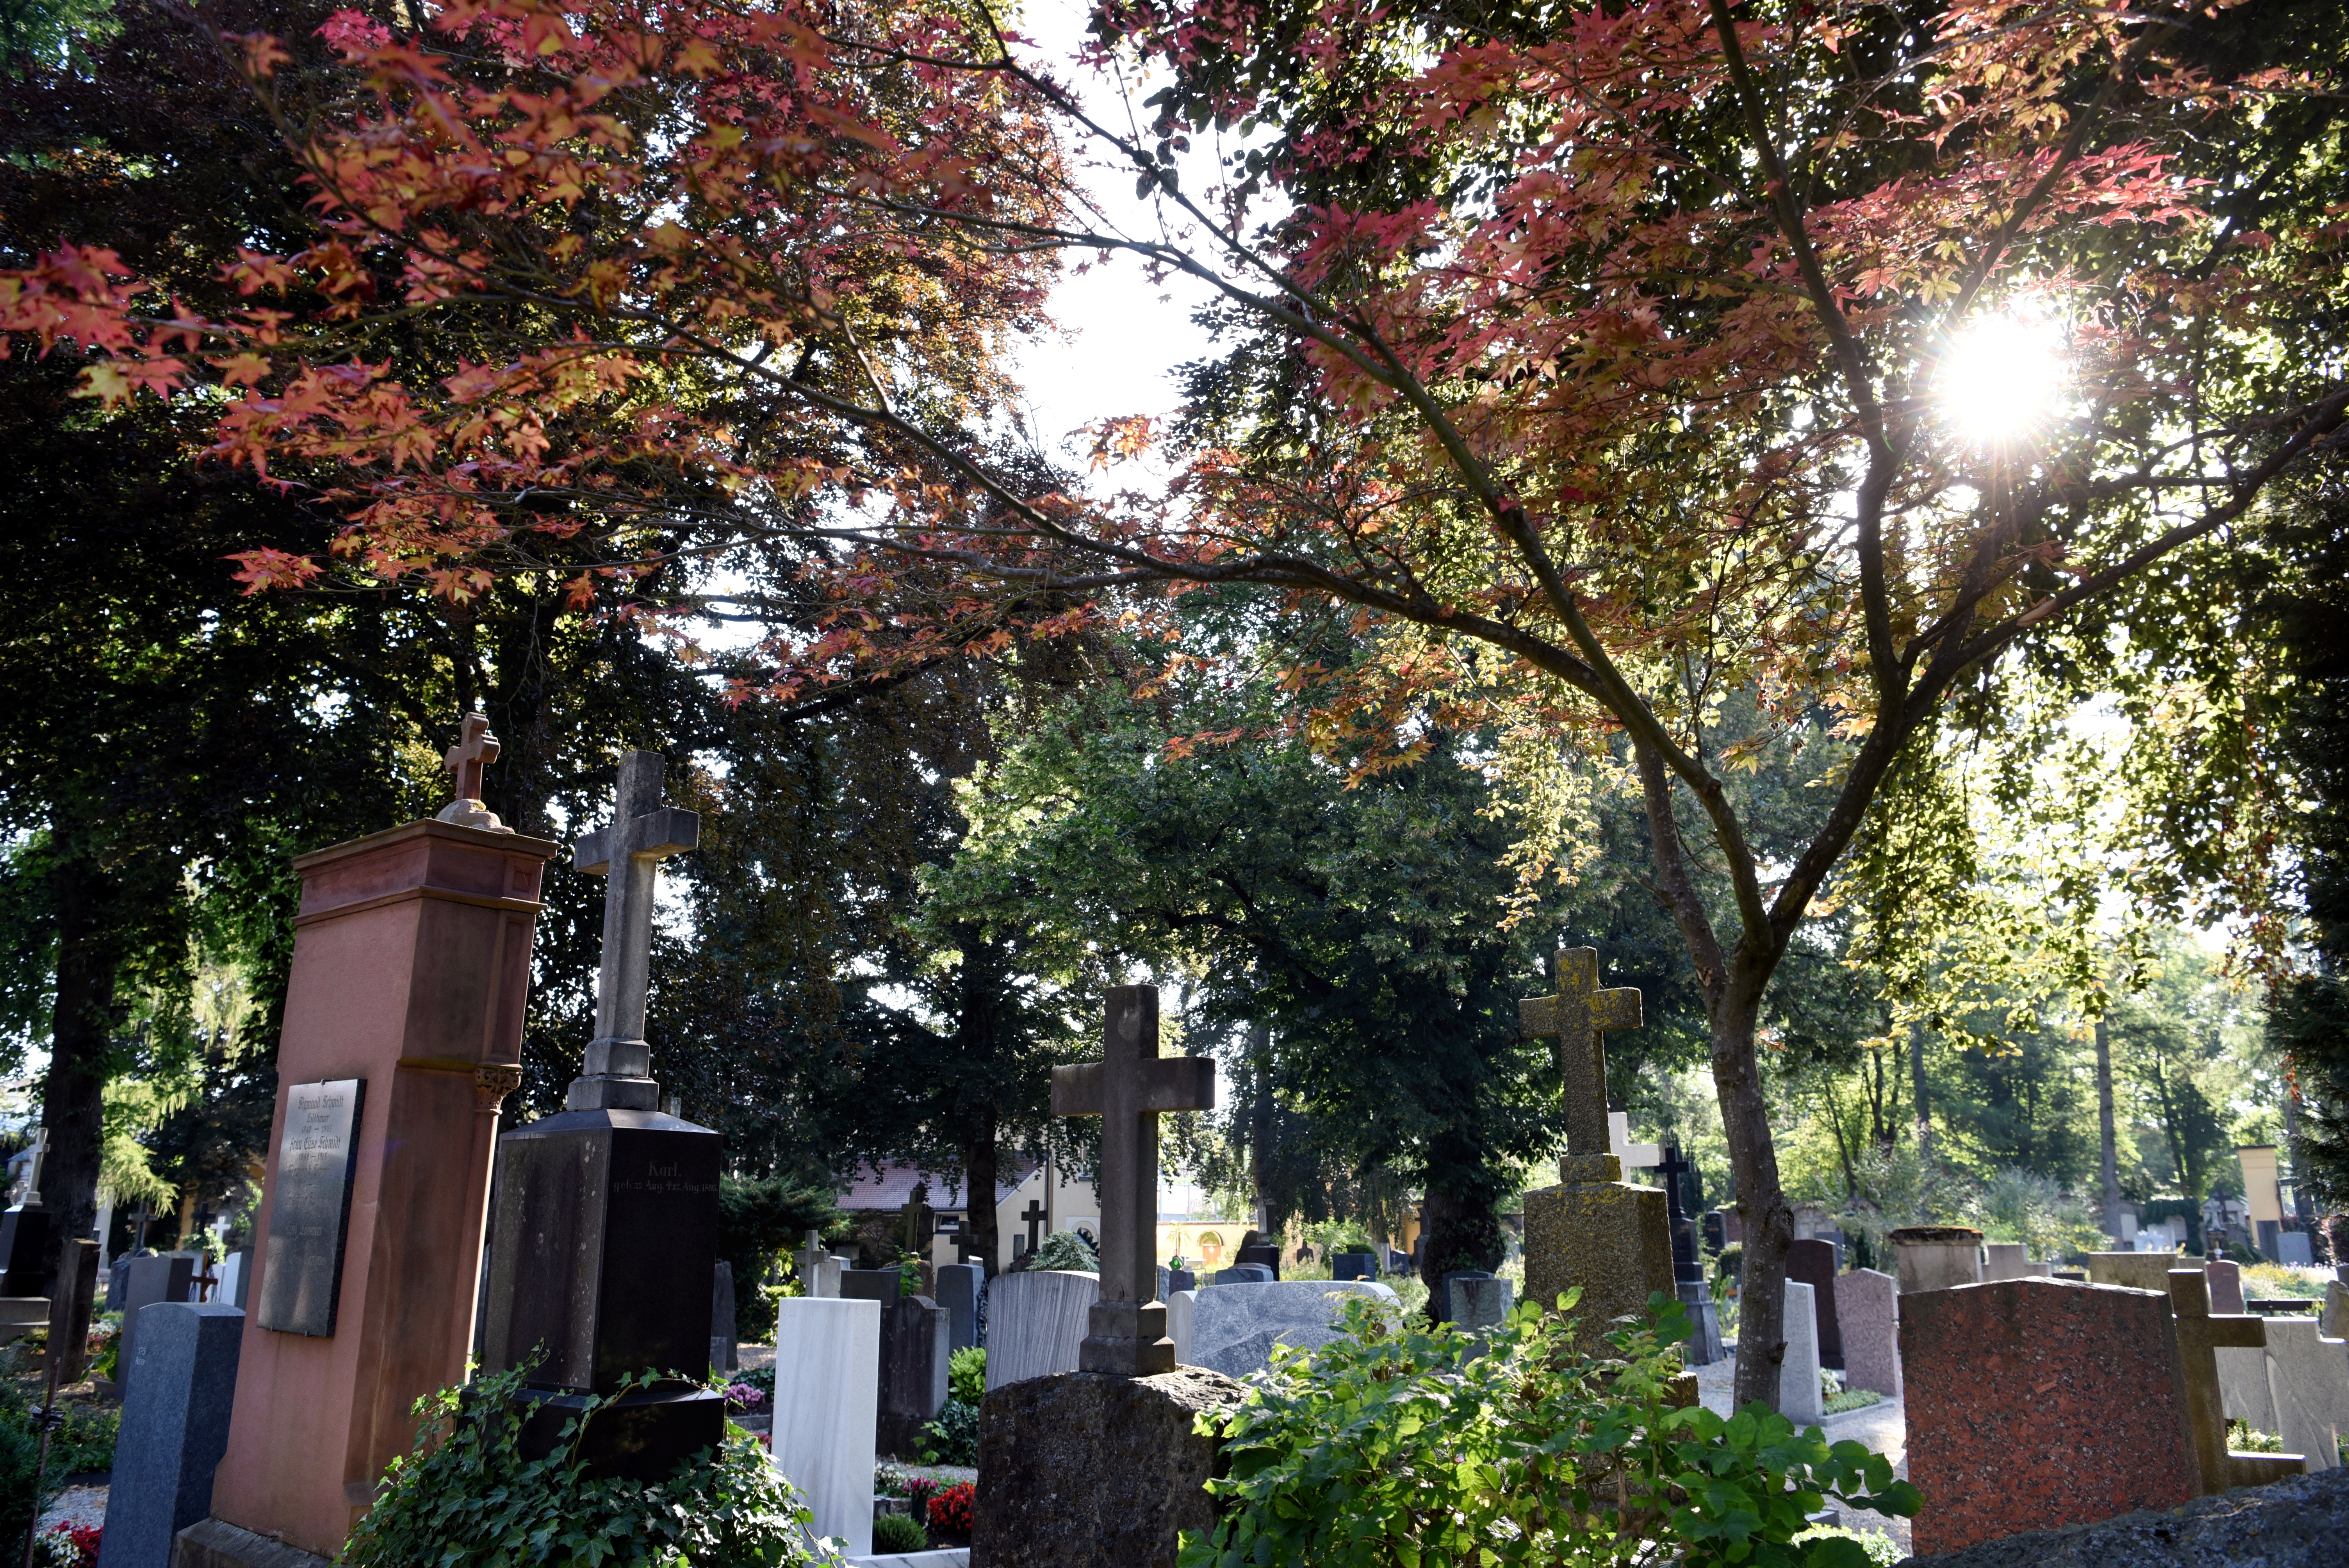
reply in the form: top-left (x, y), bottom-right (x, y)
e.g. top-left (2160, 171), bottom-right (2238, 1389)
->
top-left (1182, 1292), bottom-right (1918, 1568)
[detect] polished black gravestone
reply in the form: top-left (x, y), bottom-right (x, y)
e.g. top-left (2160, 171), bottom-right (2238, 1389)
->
top-left (255, 1078), bottom-right (366, 1337)
top-left (477, 750), bottom-right (722, 1484)
top-left (1331, 1251), bottom-right (1381, 1282)
top-left (1234, 1245), bottom-right (1283, 1280)
top-left (1786, 1237), bottom-right (1843, 1370)
top-left (0, 1127), bottom-right (51, 1297)
top-left (1658, 1144), bottom-right (1723, 1365)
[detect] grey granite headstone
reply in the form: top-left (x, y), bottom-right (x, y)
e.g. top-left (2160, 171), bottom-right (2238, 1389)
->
top-left (984, 1269), bottom-right (1098, 1391)
top-left (1436, 1269), bottom-right (1494, 1323)
top-left (95, 1303), bottom-right (242, 1568)
top-left (2278, 1232), bottom-right (2314, 1267)
top-left (1211, 1264), bottom-right (1273, 1286)
top-left (711, 1260), bottom-right (737, 1372)
top-left (936, 1262), bottom-right (983, 1353)
top-left (1446, 1273), bottom-right (1512, 1331)
top-left (1169, 1280), bottom-right (1396, 1378)
top-left (257, 1078), bottom-right (366, 1337)
top-left (116, 1254), bottom-right (194, 1400)
top-left (1780, 1280), bottom-right (1824, 1424)
top-left (1837, 1267), bottom-right (1901, 1399)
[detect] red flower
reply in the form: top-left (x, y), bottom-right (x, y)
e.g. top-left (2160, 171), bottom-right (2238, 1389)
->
top-left (928, 1482), bottom-right (974, 1534)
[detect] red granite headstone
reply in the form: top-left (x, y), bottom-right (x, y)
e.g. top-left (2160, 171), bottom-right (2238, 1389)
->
top-left (2204, 1258), bottom-right (2245, 1315)
top-left (1787, 1238), bottom-right (1843, 1369)
top-left (1903, 1278), bottom-right (2196, 1556)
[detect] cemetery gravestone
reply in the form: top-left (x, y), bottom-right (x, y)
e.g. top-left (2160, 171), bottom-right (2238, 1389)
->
top-left (1447, 1274), bottom-right (1513, 1333)
top-left (2207, 1258), bottom-right (2246, 1315)
top-left (2085, 1251), bottom-right (2182, 1292)
top-left (2262, 1317), bottom-right (2349, 1473)
top-left (984, 1269), bottom-right (1099, 1390)
top-left (2164, 1267), bottom-right (2305, 1494)
top-left (1836, 1267), bottom-right (1901, 1399)
top-left (1890, 1227), bottom-right (1983, 1294)
top-left (101, 1303), bottom-right (242, 1568)
top-left (477, 750), bottom-right (724, 1484)
top-left (2277, 1231), bottom-right (2313, 1267)
top-left (1212, 1264), bottom-right (1273, 1285)
top-left (1701, 1210), bottom-right (1727, 1255)
top-left (1658, 1145), bottom-right (1722, 1366)
top-left (711, 1260), bottom-right (736, 1373)
top-left (0, 1126), bottom-right (52, 1298)
top-left (1984, 1242), bottom-right (2049, 1281)
top-left (1518, 948), bottom-right (1672, 1330)
top-left (1902, 1278), bottom-right (2198, 1556)
top-left (878, 1293), bottom-right (951, 1456)
top-left (256, 1080), bottom-right (365, 1336)
top-left (1234, 1245), bottom-right (1283, 1279)
top-left (1166, 1266), bottom-right (1197, 1294)
top-left (2323, 1281), bottom-right (2348, 1339)
top-left (936, 1262), bottom-right (982, 1354)
top-left (206, 722), bottom-right (559, 1560)
top-left (1779, 1281), bottom-right (1825, 1426)
top-left (116, 1254), bottom-right (194, 1400)
top-left (1786, 1238), bottom-right (1843, 1370)
top-left (2219, 1342), bottom-right (2275, 1431)
top-left (767, 1297), bottom-right (879, 1559)
top-left (841, 1268), bottom-right (901, 1308)
top-left (1331, 1251), bottom-right (1380, 1281)
top-left (1169, 1279), bottom-right (1395, 1377)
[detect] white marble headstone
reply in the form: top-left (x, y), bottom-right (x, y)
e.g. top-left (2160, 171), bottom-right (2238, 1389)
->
top-left (1169, 1279), bottom-right (1396, 1378)
top-left (2219, 1343), bottom-right (2277, 1430)
top-left (984, 1269), bottom-right (1098, 1392)
top-left (1779, 1280), bottom-right (1825, 1425)
top-left (769, 1297), bottom-right (879, 1558)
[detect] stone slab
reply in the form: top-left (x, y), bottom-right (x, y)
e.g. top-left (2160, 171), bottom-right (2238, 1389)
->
top-left (2263, 1317), bottom-right (2349, 1472)
top-left (1780, 1281), bottom-right (1824, 1425)
top-left (1330, 1252), bottom-right (1380, 1281)
top-left (1903, 1461), bottom-right (2349, 1568)
top-left (880, 1294), bottom-right (951, 1457)
top-left (1522, 1170), bottom-right (1672, 1331)
top-left (712, 1259), bottom-right (737, 1373)
top-left (983, 1270), bottom-right (1097, 1392)
top-left (972, 1367), bottom-right (1242, 1568)
top-left (2219, 1344), bottom-right (2276, 1430)
top-left (1787, 1239), bottom-right (1843, 1369)
top-left (1890, 1228), bottom-right (1983, 1294)
top-left (1169, 1280), bottom-right (1395, 1379)
top-left (116, 1255), bottom-right (196, 1402)
top-left (2324, 1281), bottom-right (2349, 1339)
top-left (936, 1263), bottom-right (982, 1354)
top-left (1446, 1274), bottom-right (1511, 1333)
top-left (770, 1297), bottom-right (880, 1559)
top-left (2084, 1251), bottom-right (2183, 1292)
top-left (98, 1303), bottom-right (244, 1568)
top-left (171, 1518), bottom-right (333, 1568)
top-left (1837, 1267), bottom-right (1901, 1399)
top-left (1902, 1278), bottom-right (2196, 1556)
top-left (1210, 1265), bottom-right (1272, 1285)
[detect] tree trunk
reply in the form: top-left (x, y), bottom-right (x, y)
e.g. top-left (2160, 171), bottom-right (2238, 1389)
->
top-left (1415, 1176), bottom-right (1503, 1319)
top-left (42, 841), bottom-right (117, 1298)
top-left (1910, 1021), bottom-right (1932, 1155)
top-left (963, 1107), bottom-right (999, 1276)
top-left (1715, 980), bottom-right (1794, 1412)
top-left (2095, 1018), bottom-right (2123, 1242)
top-left (1247, 1022), bottom-right (1273, 1233)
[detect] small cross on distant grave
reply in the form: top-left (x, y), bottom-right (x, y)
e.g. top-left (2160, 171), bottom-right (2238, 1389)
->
top-left (1052, 985), bottom-right (1214, 1375)
top-left (1520, 946), bottom-right (1642, 1158)
top-left (435, 711), bottom-right (512, 832)
top-left (1658, 1144), bottom-right (1701, 1275)
top-left (18, 1126), bottom-right (47, 1206)
top-left (569, 750), bottom-right (699, 1110)
top-left (1019, 1197), bottom-right (1048, 1253)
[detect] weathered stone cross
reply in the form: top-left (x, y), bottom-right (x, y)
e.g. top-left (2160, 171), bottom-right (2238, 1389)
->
top-left (1052, 985), bottom-right (1214, 1375)
top-left (900, 1186), bottom-right (935, 1254)
top-left (2166, 1267), bottom-right (2305, 1493)
top-left (436, 711), bottom-right (512, 832)
top-left (570, 750), bottom-right (699, 1112)
top-left (1019, 1197), bottom-right (1048, 1253)
top-left (1520, 946), bottom-right (1642, 1160)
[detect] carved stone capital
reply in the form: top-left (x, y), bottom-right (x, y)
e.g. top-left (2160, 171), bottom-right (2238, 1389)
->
top-left (474, 1062), bottom-right (524, 1112)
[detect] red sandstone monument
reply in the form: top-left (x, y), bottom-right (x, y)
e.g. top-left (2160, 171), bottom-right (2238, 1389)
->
top-left (186, 716), bottom-right (557, 1563)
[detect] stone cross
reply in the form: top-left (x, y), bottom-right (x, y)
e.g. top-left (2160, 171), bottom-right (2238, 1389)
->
top-left (901, 1185), bottom-right (935, 1255)
top-left (1520, 946), bottom-right (1642, 1158)
top-left (435, 712), bottom-right (512, 832)
top-left (1658, 1144), bottom-right (1700, 1277)
top-left (1051, 985), bottom-right (1214, 1375)
top-left (1609, 1110), bottom-right (1661, 1172)
top-left (17, 1126), bottom-right (47, 1206)
top-left (1019, 1197), bottom-right (1048, 1253)
top-left (2166, 1267), bottom-right (2303, 1493)
top-left (569, 750), bottom-right (699, 1112)
top-left (797, 1228), bottom-right (825, 1287)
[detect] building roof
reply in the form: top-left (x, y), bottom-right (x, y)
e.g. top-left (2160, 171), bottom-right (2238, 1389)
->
top-left (836, 1158), bottom-right (1039, 1213)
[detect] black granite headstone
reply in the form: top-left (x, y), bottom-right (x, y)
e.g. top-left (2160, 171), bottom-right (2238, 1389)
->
top-left (877, 1294), bottom-right (950, 1456)
top-left (1211, 1263), bottom-right (1273, 1285)
top-left (841, 1268), bottom-right (902, 1308)
top-left (1701, 1210), bottom-right (1726, 1256)
top-left (1786, 1237), bottom-right (1843, 1370)
top-left (98, 1302), bottom-right (242, 1568)
top-left (1234, 1245), bottom-right (1282, 1279)
top-left (1165, 1267), bottom-right (1197, 1295)
top-left (256, 1078), bottom-right (366, 1337)
top-left (1331, 1251), bottom-right (1381, 1281)
top-left (479, 1107), bottom-right (725, 1482)
top-left (0, 1201), bottom-right (52, 1297)
top-left (710, 1260), bottom-right (736, 1373)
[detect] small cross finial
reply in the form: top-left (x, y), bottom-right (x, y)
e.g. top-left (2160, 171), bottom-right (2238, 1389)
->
top-left (435, 713), bottom-right (512, 833)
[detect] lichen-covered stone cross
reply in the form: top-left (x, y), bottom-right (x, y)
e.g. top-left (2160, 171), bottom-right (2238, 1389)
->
top-left (1520, 946), bottom-right (1642, 1158)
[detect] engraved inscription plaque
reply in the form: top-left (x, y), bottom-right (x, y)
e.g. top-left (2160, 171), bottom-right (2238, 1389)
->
top-left (257, 1078), bottom-right (366, 1337)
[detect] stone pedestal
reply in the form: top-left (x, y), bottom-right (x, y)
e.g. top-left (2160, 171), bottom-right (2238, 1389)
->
top-left (768, 1297), bottom-right (879, 1558)
top-left (1522, 1154), bottom-right (1673, 1332)
top-left (97, 1303), bottom-right (242, 1568)
top-left (1903, 1278), bottom-right (2197, 1556)
top-left (209, 820), bottom-right (556, 1557)
top-left (479, 1106), bottom-right (725, 1482)
top-left (1891, 1227), bottom-right (1984, 1294)
top-left (984, 1269), bottom-right (1098, 1392)
top-left (973, 1368), bottom-right (1241, 1568)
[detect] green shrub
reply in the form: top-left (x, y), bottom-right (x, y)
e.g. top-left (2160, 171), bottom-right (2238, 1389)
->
top-left (45, 1405), bottom-right (116, 1477)
top-left (1027, 1230), bottom-right (1097, 1272)
top-left (1182, 1292), bottom-right (1918, 1568)
top-left (1791, 1526), bottom-right (1902, 1566)
top-left (872, 1511), bottom-right (928, 1554)
top-left (946, 1347), bottom-right (985, 1406)
top-left (918, 1398), bottom-right (979, 1467)
top-left (343, 1365), bottom-right (815, 1567)
top-left (0, 1415), bottom-right (52, 1564)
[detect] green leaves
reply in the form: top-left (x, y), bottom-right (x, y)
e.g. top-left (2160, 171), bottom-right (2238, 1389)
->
top-left (341, 1365), bottom-right (814, 1567)
top-left (1180, 1296), bottom-right (1915, 1568)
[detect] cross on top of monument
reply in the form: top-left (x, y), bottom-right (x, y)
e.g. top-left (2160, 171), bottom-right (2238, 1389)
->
top-left (435, 712), bottom-right (513, 832)
top-left (1520, 946), bottom-right (1642, 1158)
top-left (1053, 985), bottom-right (1214, 1375)
top-left (567, 749), bottom-right (699, 1112)
top-left (15, 1127), bottom-right (46, 1208)
top-left (901, 1185), bottom-right (935, 1253)
top-left (1019, 1197), bottom-right (1048, 1250)
top-left (1657, 1145), bottom-right (1691, 1216)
